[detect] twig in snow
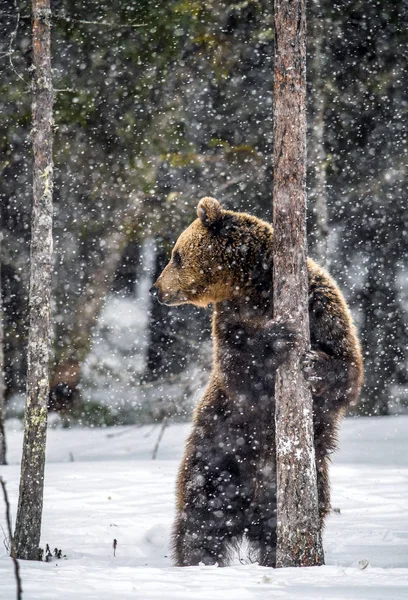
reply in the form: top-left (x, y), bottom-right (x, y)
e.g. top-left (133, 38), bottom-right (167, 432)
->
top-left (0, 477), bottom-right (22, 600)
top-left (152, 417), bottom-right (168, 460)
top-left (144, 423), bottom-right (158, 439)
top-left (1, 524), bottom-right (10, 552)
top-left (113, 538), bottom-right (117, 557)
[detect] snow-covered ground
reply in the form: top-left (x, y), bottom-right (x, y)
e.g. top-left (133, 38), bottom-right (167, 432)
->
top-left (1, 416), bottom-right (407, 599)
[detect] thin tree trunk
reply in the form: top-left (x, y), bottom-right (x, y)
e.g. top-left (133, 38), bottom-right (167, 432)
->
top-left (0, 234), bottom-right (7, 465)
top-left (14, 0), bottom-right (53, 560)
top-left (273, 0), bottom-right (324, 568)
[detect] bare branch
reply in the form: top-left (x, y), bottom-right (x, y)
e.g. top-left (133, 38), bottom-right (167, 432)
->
top-left (3, 1), bottom-right (27, 84)
top-left (152, 417), bottom-right (168, 460)
top-left (53, 12), bottom-right (146, 28)
top-left (0, 478), bottom-right (23, 600)
top-left (0, 10), bottom-right (145, 29)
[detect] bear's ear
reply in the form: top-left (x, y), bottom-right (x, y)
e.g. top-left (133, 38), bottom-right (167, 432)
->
top-left (197, 197), bottom-right (222, 228)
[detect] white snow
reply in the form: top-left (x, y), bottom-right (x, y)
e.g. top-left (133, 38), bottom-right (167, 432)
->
top-left (1, 415), bottom-right (408, 599)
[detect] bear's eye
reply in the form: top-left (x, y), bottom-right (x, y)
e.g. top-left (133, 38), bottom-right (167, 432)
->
top-left (173, 251), bottom-right (182, 268)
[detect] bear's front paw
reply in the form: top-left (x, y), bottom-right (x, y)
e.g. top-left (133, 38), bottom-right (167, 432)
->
top-left (264, 320), bottom-right (299, 364)
top-left (301, 350), bottom-right (329, 395)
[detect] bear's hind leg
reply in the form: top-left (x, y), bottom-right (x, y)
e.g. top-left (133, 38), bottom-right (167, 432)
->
top-left (246, 520), bottom-right (277, 567)
top-left (246, 482), bottom-right (277, 567)
top-left (173, 510), bottom-right (237, 566)
top-left (257, 537), bottom-right (277, 568)
top-left (172, 424), bottom-right (247, 566)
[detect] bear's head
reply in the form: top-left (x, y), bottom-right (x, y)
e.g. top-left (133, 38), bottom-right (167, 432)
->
top-left (151, 197), bottom-right (273, 307)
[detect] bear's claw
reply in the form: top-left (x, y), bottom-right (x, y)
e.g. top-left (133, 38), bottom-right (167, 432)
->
top-left (302, 350), bottom-right (327, 393)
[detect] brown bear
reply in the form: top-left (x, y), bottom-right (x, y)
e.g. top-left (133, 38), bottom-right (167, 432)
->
top-left (152, 197), bottom-right (363, 567)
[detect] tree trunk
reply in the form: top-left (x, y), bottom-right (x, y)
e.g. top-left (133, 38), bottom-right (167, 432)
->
top-left (14, 0), bottom-right (53, 560)
top-left (273, 0), bottom-right (324, 568)
top-left (0, 234), bottom-right (7, 466)
top-left (308, 0), bottom-right (329, 268)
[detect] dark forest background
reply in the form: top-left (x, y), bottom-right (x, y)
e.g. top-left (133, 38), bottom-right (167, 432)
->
top-left (1, 0), bottom-right (407, 422)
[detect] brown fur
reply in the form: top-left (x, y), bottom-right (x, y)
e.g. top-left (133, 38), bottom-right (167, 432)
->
top-left (153, 197), bottom-right (363, 567)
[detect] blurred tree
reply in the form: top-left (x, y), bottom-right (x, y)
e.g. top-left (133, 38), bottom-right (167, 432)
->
top-left (325, 1), bottom-right (408, 414)
top-left (357, 226), bottom-right (408, 415)
top-left (50, 1), bottom-right (182, 402)
top-left (1, 0), bottom-right (408, 418)
top-left (307, 0), bottom-right (329, 267)
top-left (49, 195), bottom-right (150, 410)
top-left (0, 0), bottom-right (32, 401)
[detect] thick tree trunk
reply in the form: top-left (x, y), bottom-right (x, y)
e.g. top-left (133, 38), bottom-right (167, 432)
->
top-left (273, 0), bottom-right (324, 567)
top-left (0, 235), bottom-right (7, 465)
top-left (14, 0), bottom-right (53, 560)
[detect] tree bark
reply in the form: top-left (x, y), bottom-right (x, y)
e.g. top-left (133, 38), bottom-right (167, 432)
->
top-left (273, 0), bottom-right (324, 567)
top-left (0, 234), bottom-right (7, 465)
top-left (14, 0), bottom-right (53, 560)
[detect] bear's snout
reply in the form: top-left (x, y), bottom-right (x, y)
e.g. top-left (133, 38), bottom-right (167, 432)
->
top-left (150, 281), bottom-right (168, 304)
top-left (151, 276), bottom-right (185, 306)
top-left (149, 285), bottom-right (159, 298)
